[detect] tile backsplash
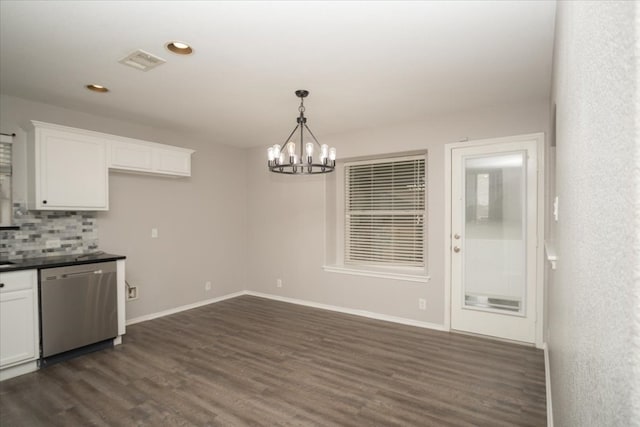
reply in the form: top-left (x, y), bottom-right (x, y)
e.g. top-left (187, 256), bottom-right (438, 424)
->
top-left (0, 203), bottom-right (98, 260)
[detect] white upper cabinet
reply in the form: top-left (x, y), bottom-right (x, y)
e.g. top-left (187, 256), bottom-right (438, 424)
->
top-left (109, 140), bottom-right (154, 173)
top-left (25, 121), bottom-right (195, 210)
top-left (27, 121), bottom-right (109, 210)
top-left (108, 138), bottom-right (193, 177)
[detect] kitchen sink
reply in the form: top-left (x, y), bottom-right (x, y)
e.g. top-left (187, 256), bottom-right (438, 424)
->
top-left (0, 261), bottom-right (15, 269)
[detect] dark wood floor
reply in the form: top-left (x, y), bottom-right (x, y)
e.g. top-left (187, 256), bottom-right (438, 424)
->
top-left (0, 296), bottom-right (546, 426)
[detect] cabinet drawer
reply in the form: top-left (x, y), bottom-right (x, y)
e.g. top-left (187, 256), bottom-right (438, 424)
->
top-left (0, 270), bottom-right (37, 293)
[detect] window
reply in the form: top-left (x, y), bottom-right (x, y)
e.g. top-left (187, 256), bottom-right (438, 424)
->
top-left (344, 155), bottom-right (426, 269)
top-left (0, 137), bottom-right (13, 227)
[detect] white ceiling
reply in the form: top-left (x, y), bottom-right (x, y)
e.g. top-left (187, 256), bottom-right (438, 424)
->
top-left (0, 1), bottom-right (556, 148)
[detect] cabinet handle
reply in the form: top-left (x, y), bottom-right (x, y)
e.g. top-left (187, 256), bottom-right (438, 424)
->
top-left (42, 200), bottom-right (47, 204)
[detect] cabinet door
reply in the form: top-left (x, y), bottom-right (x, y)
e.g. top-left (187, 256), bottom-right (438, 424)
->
top-left (110, 140), bottom-right (153, 172)
top-left (0, 289), bottom-right (37, 367)
top-left (38, 129), bottom-right (109, 210)
top-left (155, 148), bottom-right (192, 176)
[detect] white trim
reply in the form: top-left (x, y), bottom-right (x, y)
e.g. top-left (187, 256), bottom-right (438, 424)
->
top-left (125, 290), bottom-right (445, 333)
top-left (125, 291), bottom-right (245, 326)
top-left (444, 141), bottom-right (453, 331)
top-left (245, 291), bottom-right (446, 331)
top-left (116, 260), bottom-right (126, 336)
top-left (544, 342), bottom-right (554, 427)
top-left (125, 290), bottom-right (445, 331)
top-left (322, 264), bottom-right (430, 283)
top-left (0, 360), bottom-right (38, 381)
top-left (535, 134), bottom-right (545, 349)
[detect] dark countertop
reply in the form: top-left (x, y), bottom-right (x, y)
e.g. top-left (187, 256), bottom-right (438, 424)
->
top-left (0, 252), bottom-right (126, 273)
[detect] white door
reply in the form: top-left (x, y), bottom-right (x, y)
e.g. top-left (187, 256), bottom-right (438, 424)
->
top-left (450, 137), bottom-right (540, 344)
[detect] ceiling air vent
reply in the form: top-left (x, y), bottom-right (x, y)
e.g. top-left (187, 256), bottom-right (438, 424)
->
top-left (118, 49), bottom-right (166, 71)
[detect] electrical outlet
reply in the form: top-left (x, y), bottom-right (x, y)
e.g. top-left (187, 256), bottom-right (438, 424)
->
top-left (127, 286), bottom-right (139, 300)
top-left (151, 228), bottom-right (158, 238)
top-left (46, 238), bottom-right (61, 249)
top-left (418, 298), bottom-right (426, 310)
top-left (205, 281), bottom-right (212, 291)
top-left (276, 278), bottom-right (283, 288)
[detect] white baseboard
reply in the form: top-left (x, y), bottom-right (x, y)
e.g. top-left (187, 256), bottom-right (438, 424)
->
top-left (0, 360), bottom-right (38, 381)
top-left (125, 290), bottom-right (446, 333)
top-left (245, 291), bottom-right (446, 332)
top-left (543, 342), bottom-right (553, 427)
top-left (125, 291), bottom-right (245, 326)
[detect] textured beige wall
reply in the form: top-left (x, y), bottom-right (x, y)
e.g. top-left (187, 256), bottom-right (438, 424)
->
top-left (246, 101), bottom-right (549, 325)
top-left (548, 1), bottom-right (639, 425)
top-left (0, 94), bottom-right (248, 321)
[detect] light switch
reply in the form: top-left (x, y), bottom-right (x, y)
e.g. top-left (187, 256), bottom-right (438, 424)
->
top-left (151, 228), bottom-right (158, 238)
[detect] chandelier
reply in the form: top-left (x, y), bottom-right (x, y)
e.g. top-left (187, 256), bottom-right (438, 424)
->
top-left (267, 90), bottom-right (336, 174)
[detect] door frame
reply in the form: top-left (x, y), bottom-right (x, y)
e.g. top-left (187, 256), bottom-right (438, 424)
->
top-left (444, 133), bottom-right (545, 348)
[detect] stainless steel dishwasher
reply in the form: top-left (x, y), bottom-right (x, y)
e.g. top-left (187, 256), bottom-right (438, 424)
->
top-left (40, 261), bottom-right (118, 359)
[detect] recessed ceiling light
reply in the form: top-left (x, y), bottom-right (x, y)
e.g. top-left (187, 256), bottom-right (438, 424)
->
top-left (166, 41), bottom-right (193, 55)
top-left (86, 84), bottom-right (109, 93)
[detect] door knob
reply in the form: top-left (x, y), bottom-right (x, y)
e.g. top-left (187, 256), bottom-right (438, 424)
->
top-left (453, 246), bottom-right (461, 253)
top-left (454, 233), bottom-right (460, 239)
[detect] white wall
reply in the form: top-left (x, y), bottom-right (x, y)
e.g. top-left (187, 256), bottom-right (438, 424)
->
top-left (547, 1), bottom-right (639, 425)
top-left (0, 94), bottom-right (248, 321)
top-left (246, 101), bottom-right (548, 325)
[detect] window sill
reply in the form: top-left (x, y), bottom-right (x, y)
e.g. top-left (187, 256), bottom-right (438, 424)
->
top-left (322, 265), bottom-right (430, 283)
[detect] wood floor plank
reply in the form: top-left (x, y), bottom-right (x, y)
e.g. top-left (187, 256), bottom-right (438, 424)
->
top-left (0, 295), bottom-right (546, 426)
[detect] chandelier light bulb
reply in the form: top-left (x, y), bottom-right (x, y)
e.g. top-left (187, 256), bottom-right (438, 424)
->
top-left (320, 144), bottom-right (329, 160)
top-left (279, 153), bottom-right (285, 164)
top-left (305, 142), bottom-right (314, 157)
top-left (267, 147), bottom-right (275, 161)
top-left (273, 144), bottom-right (281, 158)
top-left (287, 141), bottom-right (296, 156)
top-left (329, 147), bottom-right (337, 161)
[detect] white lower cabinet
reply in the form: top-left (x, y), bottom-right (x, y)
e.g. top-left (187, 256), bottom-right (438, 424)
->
top-left (0, 270), bottom-right (39, 380)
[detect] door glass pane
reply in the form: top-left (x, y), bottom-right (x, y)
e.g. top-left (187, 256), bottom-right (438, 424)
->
top-left (463, 152), bottom-right (525, 314)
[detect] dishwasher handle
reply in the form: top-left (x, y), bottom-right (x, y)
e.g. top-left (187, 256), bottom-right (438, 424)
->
top-left (43, 269), bottom-right (104, 281)
top-left (63, 269), bottom-right (103, 278)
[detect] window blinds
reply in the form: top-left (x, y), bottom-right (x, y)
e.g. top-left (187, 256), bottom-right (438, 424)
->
top-left (0, 141), bottom-right (11, 176)
top-left (345, 155), bottom-right (426, 267)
